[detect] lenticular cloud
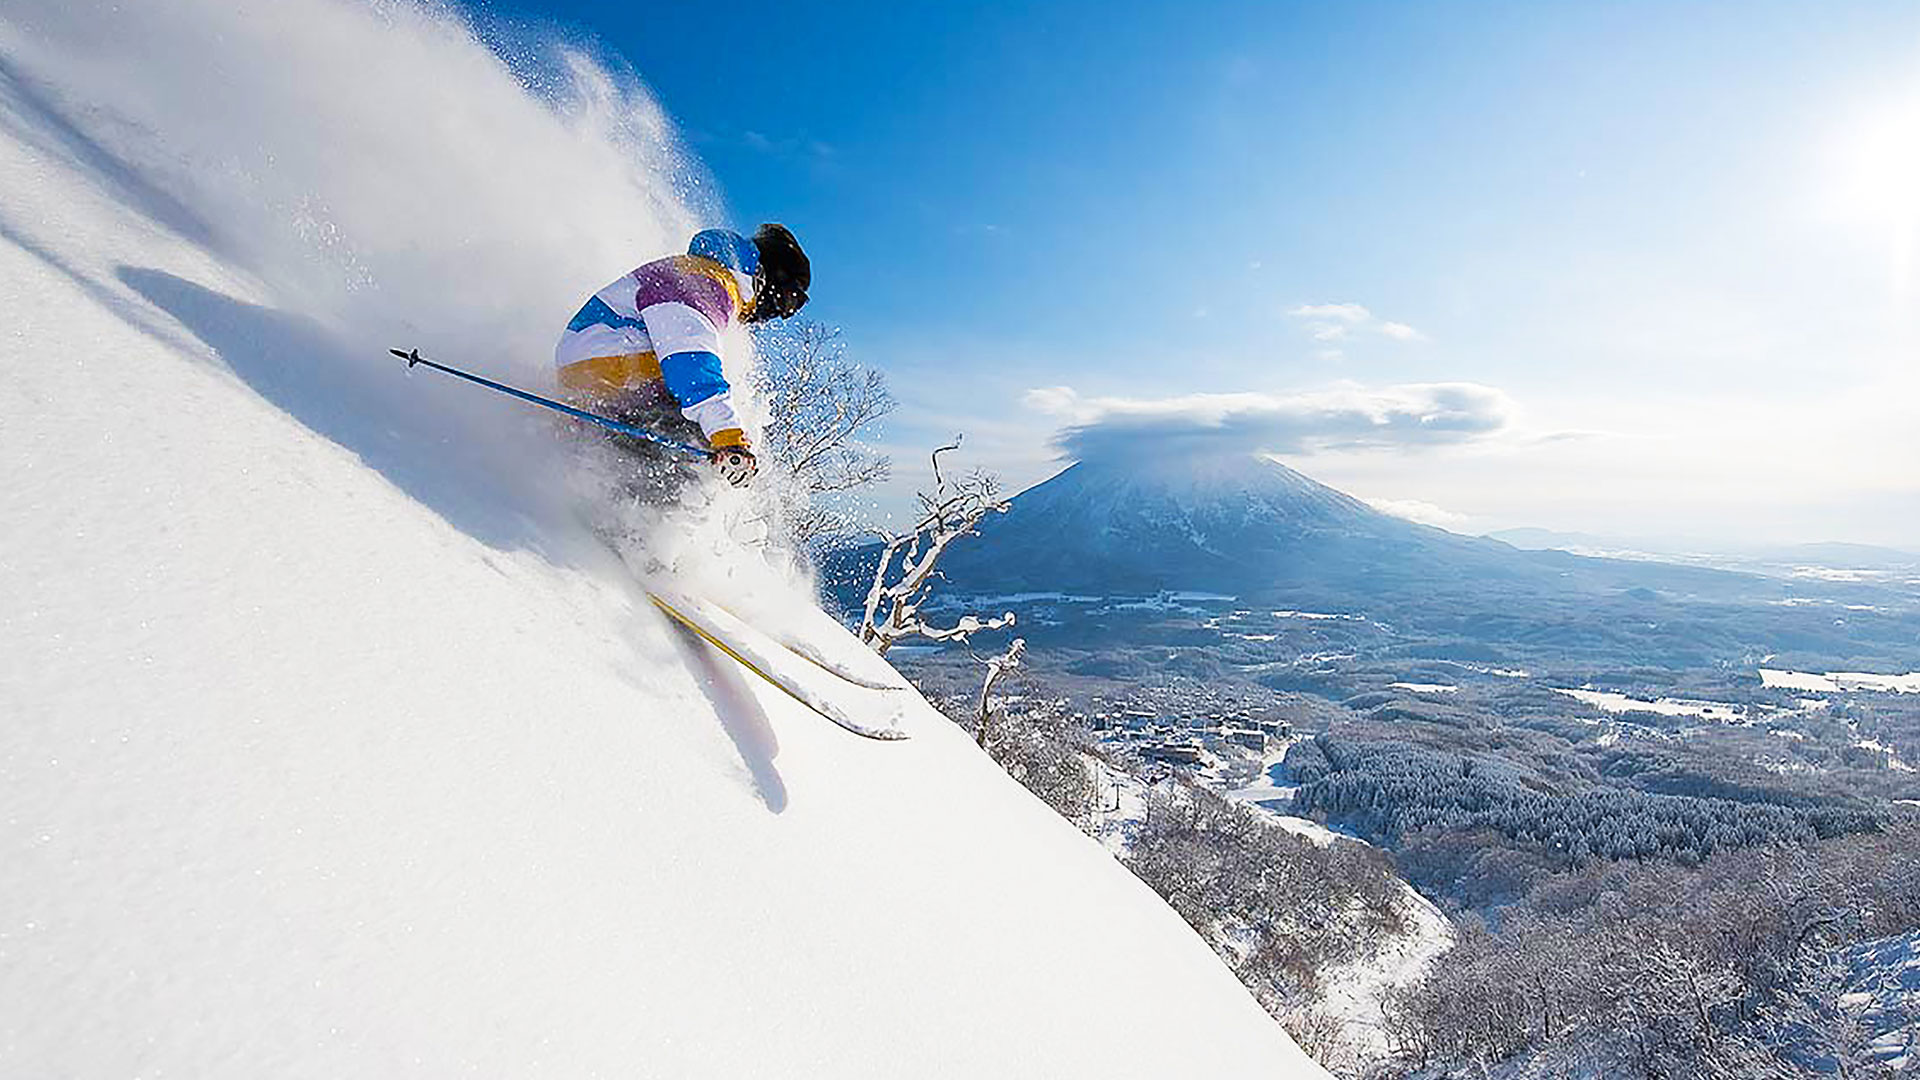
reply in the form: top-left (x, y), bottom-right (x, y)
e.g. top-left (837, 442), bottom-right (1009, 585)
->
top-left (1027, 382), bottom-right (1515, 463)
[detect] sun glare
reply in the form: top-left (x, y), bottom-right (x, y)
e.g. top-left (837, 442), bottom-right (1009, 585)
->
top-left (1828, 87), bottom-right (1920, 296)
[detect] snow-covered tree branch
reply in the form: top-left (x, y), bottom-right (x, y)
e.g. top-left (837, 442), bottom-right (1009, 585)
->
top-left (857, 439), bottom-right (1014, 657)
top-left (972, 637), bottom-right (1025, 750)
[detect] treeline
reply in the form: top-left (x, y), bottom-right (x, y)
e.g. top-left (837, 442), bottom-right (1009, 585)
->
top-left (1382, 823), bottom-right (1920, 1078)
top-left (1124, 781), bottom-right (1410, 1010)
top-left (1290, 734), bottom-right (1881, 865)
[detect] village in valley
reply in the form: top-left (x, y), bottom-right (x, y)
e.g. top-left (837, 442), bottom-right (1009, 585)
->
top-left (1085, 694), bottom-right (1293, 768)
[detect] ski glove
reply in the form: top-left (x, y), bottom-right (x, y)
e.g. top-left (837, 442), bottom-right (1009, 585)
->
top-left (711, 446), bottom-right (758, 487)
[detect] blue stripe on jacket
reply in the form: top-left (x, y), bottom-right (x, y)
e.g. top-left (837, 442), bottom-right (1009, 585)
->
top-left (566, 295), bottom-right (645, 334)
top-left (659, 350), bottom-right (729, 408)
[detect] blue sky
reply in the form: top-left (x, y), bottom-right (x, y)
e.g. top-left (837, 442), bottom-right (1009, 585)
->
top-left (477, 0), bottom-right (1920, 547)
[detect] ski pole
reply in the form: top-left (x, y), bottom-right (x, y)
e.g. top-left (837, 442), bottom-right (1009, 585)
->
top-left (390, 347), bottom-right (707, 458)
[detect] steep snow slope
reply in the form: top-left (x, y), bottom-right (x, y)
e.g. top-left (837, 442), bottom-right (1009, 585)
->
top-left (0, 2), bottom-right (1326, 1076)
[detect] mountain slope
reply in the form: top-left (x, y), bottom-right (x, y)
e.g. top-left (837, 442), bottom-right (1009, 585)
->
top-left (917, 452), bottom-right (1832, 619)
top-left (0, 3), bottom-right (1326, 1076)
top-left (937, 453), bottom-right (1545, 598)
top-left (880, 452), bottom-right (1920, 673)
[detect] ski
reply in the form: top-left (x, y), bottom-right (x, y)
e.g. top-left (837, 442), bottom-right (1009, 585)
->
top-left (685, 593), bottom-right (902, 692)
top-left (648, 590), bottom-right (909, 741)
top-left (771, 634), bottom-right (902, 691)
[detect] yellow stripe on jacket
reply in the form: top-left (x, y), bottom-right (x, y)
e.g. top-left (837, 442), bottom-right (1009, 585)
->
top-left (555, 350), bottom-right (747, 450)
top-left (557, 351), bottom-right (663, 395)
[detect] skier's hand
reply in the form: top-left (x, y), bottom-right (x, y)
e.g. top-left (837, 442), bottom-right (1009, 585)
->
top-left (710, 446), bottom-right (758, 487)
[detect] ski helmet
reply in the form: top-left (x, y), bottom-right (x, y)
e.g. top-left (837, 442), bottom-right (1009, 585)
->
top-left (746, 223), bottom-right (809, 322)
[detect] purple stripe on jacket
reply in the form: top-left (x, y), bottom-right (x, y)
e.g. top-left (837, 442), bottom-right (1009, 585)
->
top-left (631, 257), bottom-right (736, 326)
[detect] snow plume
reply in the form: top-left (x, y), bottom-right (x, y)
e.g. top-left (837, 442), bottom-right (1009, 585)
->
top-left (0, 0), bottom-right (781, 558)
top-left (1, 0), bottom-right (717, 357)
top-left (1026, 382), bottom-right (1514, 464)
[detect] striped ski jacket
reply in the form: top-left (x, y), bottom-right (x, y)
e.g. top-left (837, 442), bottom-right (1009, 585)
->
top-left (553, 229), bottom-right (760, 450)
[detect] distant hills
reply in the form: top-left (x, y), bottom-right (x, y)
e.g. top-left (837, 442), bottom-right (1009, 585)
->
top-left (1489, 529), bottom-right (1920, 577)
top-left (822, 452), bottom-right (1920, 670)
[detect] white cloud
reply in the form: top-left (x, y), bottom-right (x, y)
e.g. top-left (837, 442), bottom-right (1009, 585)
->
top-left (1286, 302), bottom-right (1371, 322)
top-left (1287, 301), bottom-right (1427, 345)
top-left (1364, 497), bottom-right (1469, 530)
top-left (1026, 383), bottom-right (1516, 463)
top-left (1021, 385), bottom-right (1086, 418)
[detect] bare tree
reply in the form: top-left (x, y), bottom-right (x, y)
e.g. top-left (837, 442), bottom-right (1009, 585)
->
top-left (972, 637), bottom-right (1026, 750)
top-left (752, 320), bottom-right (895, 546)
top-left (1280, 1008), bottom-right (1365, 1078)
top-left (857, 439), bottom-right (1014, 656)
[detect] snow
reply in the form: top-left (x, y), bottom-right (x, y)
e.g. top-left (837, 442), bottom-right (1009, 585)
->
top-left (1790, 566), bottom-right (1879, 582)
top-left (1261, 838), bottom-right (1450, 1067)
top-left (1389, 682), bottom-right (1459, 693)
top-left (0, 3), bottom-right (1325, 1076)
top-left (969, 591), bottom-right (1106, 604)
top-left (1853, 738), bottom-right (1918, 773)
top-left (1553, 688), bottom-right (1747, 723)
top-left (1220, 751), bottom-right (1453, 1068)
top-left (1761, 668), bottom-right (1920, 694)
top-left (1269, 815), bottom-right (1355, 845)
top-left (1309, 888), bottom-right (1452, 1066)
top-left (1113, 591), bottom-right (1231, 612)
top-left (1083, 757), bottom-right (1154, 858)
top-left (1430, 659), bottom-right (1531, 678)
top-left (1841, 932), bottom-right (1920, 1071)
top-left (1223, 744), bottom-right (1304, 806)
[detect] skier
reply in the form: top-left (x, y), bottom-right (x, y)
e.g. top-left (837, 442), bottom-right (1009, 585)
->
top-left (553, 224), bottom-right (810, 490)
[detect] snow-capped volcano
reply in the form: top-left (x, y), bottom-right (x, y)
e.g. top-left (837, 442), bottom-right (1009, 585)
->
top-left (940, 450), bottom-right (1520, 597)
top-left (1012, 452), bottom-right (1392, 554)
